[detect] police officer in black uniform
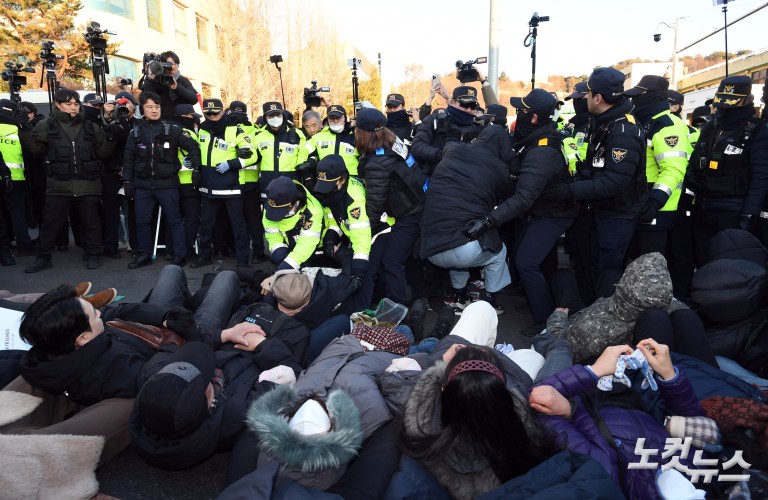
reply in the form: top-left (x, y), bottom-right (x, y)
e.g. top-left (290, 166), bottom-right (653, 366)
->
top-left (552, 67), bottom-right (647, 298)
top-left (688, 75), bottom-right (768, 264)
top-left (384, 93), bottom-right (417, 146)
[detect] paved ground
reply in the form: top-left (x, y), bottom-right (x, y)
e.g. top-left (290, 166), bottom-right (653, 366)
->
top-left (2, 241), bottom-right (538, 499)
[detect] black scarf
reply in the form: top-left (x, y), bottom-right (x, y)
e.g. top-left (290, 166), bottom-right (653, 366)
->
top-left (631, 91), bottom-right (669, 123)
top-left (200, 113), bottom-right (230, 137)
top-left (715, 105), bottom-right (757, 130)
top-left (175, 116), bottom-right (197, 132)
top-left (446, 105), bottom-right (475, 127)
top-left (387, 110), bottom-right (409, 128)
top-left (572, 98), bottom-right (589, 116)
top-left (513, 112), bottom-right (539, 141)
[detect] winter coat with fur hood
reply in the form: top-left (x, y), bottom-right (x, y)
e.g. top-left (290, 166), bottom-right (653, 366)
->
top-left (547, 252), bottom-right (687, 363)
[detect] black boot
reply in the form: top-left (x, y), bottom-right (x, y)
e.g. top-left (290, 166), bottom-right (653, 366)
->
top-left (0, 246), bottom-right (15, 266)
top-left (430, 304), bottom-right (456, 340)
top-left (403, 298), bottom-right (427, 342)
top-left (25, 256), bottom-right (52, 273)
top-left (128, 253), bottom-right (153, 269)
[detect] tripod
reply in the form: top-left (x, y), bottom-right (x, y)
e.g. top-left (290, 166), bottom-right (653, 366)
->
top-left (350, 58), bottom-right (360, 116)
top-left (523, 13), bottom-right (549, 89)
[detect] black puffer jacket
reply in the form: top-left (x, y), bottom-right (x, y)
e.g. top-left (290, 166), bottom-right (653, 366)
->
top-left (138, 74), bottom-right (198, 120)
top-left (490, 125), bottom-right (577, 225)
top-left (419, 126), bottom-right (514, 258)
top-left (361, 139), bottom-right (425, 234)
top-left (411, 110), bottom-right (484, 176)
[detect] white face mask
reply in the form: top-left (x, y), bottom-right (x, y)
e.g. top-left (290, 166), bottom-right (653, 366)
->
top-left (329, 122), bottom-right (345, 133)
top-left (267, 116), bottom-right (284, 128)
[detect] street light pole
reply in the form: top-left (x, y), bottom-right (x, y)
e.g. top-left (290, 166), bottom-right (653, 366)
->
top-left (722, 0), bottom-right (730, 76)
top-left (671, 17), bottom-right (680, 90)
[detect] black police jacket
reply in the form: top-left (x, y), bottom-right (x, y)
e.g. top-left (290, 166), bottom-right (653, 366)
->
top-left (573, 99), bottom-right (648, 218)
top-left (411, 109), bottom-right (484, 176)
top-left (491, 125), bottom-right (577, 225)
top-left (123, 119), bottom-right (201, 189)
top-left (138, 74), bottom-right (199, 120)
top-left (419, 126), bottom-right (515, 259)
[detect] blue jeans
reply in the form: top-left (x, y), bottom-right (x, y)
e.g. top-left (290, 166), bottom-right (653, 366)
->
top-left (396, 325), bottom-right (439, 355)
top-left (716, 356), bottom-right (768, 389)
top-left (148, 265), bottom-right (241, 338)
top-left (428, 240), bottom-right (511, 293)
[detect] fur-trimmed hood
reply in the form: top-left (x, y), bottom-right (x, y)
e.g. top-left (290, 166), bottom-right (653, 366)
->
top-left (401, 361), bottom-right (535, 500)
top-left (246, 384), bottom-right (363, 488)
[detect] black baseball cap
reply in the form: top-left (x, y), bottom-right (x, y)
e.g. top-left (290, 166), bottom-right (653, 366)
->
top-left (667, 90), bottom-right (684, 105)
top-left (452, 86), bottom-right (479, 105)
top-left (385, 93), bottom-right (405, 106)
top-left (136, 342), bottom-right (216, 438)
top-left (624, 75), bottom-right (669, 97)
top-left (263, 101), bottom-right (283, 116)
top-left (172, 103), bottom-right (201, 118)
top-left (565, 81), bottom-right (588, 101)
top-left (229, 100), bottom-right (247, 113)
top-left (509, 88), bottom-right (557, 119)
top-left (587, 67), bottom-right (626, 98)
top-left (691, 105), bottom-right (712, 126)
top-left (0, 99), bottom-right (18, 115)
top-left (83, 93), bottom-right (104, 106)
top-left (713, 75), bottom-right (754, 108)
top-left (202, 98), bottom-right (223, 115)
top-left (265, 176), bottom-right (300, 221)
top-left (355, 107), bottom-right (387, 132)
top-left (327, 105), bottom-right (346, 118)
top-left (485, 104), bottom-right (508, 126)
top-left (314, 154), bottom-right (348, 194)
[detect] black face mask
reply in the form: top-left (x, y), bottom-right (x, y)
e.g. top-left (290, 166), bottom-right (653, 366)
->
top-left (386, 110), bottom-right (409, 127)
top-left (83, 106), bottom-right (101, 122)
top-left (573, 98), bottom-right (589, 115)
top-left (513, 112), bottom-right (537, 140)
top-left (175, 116), bottom-right (196, 131)
top-left (446, 105), bottom-right (476, 127)
top-left (715, 105), bottom-right (756, 130)
top-left (630, 91), bottom-right (668, 122)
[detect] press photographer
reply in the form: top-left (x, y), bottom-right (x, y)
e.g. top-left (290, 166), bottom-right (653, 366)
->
top-left (138, 50), bottom-right (198, 120)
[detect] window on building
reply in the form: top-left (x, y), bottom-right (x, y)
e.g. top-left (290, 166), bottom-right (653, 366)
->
top-left (109, 56), bottom-right (140, 85)
top-left (173, 2), bottom-right (187, 43)
top-left (196, 16), bottom-right (208, 52)
top-left (752, 68), bottom-right (767, 83)
top-left (201, 83), bottom-right (213, 99)
top-left (85, 0), bottom-right (133, 18)
top-left (146, 0), bottom-right (163, 32)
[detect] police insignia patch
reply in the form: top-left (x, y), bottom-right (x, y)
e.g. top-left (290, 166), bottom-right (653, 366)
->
top-left (664, 136), bottom-right (679, 147)
top-left (569, 143), bottom-right (578, 151)
top-left (611, 148), bottom-right (628, 163)
top-left (303, 218), bottom-right (313, 230)
top-left (350, 207), bottom-right (360, 219)
top-left (244, 136), bottom-right (252, 143)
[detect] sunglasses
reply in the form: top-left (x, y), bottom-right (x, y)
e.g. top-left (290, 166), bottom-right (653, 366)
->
top-left (458, 101), bottom-right (477, 110)
top-left (204, 111), bottom-right (221, 117)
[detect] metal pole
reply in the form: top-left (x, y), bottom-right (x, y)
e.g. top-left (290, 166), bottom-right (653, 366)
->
top-left (723, 2), bottom-right (729, 76)
top-left (671, 17), bottom-right (680, 90)
top-left (488, 0), bottom-right (500, 95)
top-left (530, 26), bottom-right (538, 90)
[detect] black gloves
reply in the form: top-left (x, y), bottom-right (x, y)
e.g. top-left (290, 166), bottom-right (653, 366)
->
top-left (323, 232), bottom-right (340, 258)
top-left (163, 307), bottom-right (200, 341)
top-left (738, 214), bottom-right (757, 234)
top-left (465, 216), bottom-right (494, 241)
top-left (191, 169), bottom-right (202, 188)
top-left (348, 275), bottom-right (364, 294)
top-left (638, 197), bottom-right (662, 224)
top-left (123, 181), bottom-right (135, 199)
top-left (236, 147), bottom-right (253, 159)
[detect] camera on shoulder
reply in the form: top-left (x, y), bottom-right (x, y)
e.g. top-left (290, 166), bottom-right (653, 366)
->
top-left (303, 80), bottom-right (330, 108)
top-left (455, 57), bottom-right (487, 83)
top-left (143, 52), bottom-right (175, 86)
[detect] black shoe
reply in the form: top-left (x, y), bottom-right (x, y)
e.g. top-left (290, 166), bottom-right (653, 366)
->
top-left (103, 250), bottom-right (122, 259)
top-left (404, 298), bottom-right (427, 342)
top-left (171, 256), bottom-right (187, 267)
top-left (87, 255), bottom-right (101, 270)
top-left (0, 247), bottom-right (16, 266)
top-left (251, 252), bottom-right (269, 264)
top-left (25, 256), bottom-right (52, 273)
top-left (482, 291), bottom-right (505, 315)
top-left (430, 304), bottom-right (455, 340)
top-left (128, 254), bottom-right (153, 269)
top-left (190, 257), bottom-right (212, 268)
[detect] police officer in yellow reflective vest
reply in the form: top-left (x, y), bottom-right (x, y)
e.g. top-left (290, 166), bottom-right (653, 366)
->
top-left (304, 105), bottom-right (359, 176)
top-left (190, 98), bottom-right (256, 269)
top-left (312, 154), bottom-right (371, 293)
top-left (0, 99), bottom-right (34, 259)
top-left (252, 101), bottom-right (308, 262)
top-left (625, 75), bottom-right (689, 255)
top-left (262, 176), bottom-right (325, 271)
top-left (169, 103), bottom-right (203, 260)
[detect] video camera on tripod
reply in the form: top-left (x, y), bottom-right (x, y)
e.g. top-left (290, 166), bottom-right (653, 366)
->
top-left (143, 52), bottom-right (175, 86)
top-left (83, 21), bottom-right (115, 102)
top-left (303, 80), bottom-right (330, 108)
top-left (1, 61), bottom-right (36, 103)
top-left (455, 57), bottom-right (487, 83)
top-left (39, 41), bottom-right (64, 115)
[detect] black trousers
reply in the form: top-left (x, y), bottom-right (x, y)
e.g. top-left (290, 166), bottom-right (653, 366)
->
top-left (243, 188), bottom-right (265, 255)
top-left (37, 194), bottom-right (102, 258)
top-left (166, 193), bottom-right (201, 257)
top-left (100, 175), bottom-right (122, 254)
top-left (633, 308), bottom-right (718, 367)
top-left (198, 196), bottom-right (249, 264)
top-left (0, 181), bottom-right (32, 249)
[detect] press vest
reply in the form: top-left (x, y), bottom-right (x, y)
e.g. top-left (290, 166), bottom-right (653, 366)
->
top-left (45, 118), bottom-right (101, 181)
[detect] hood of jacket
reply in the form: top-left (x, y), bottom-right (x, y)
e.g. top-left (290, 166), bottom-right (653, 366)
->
top-left (246, 384), bottom-right (363, 475)
top-left (608, 252), bottom-right (673, 322)
top-left (706, 228), bottom-right (768, 267)
top-left (473, 124), bottom-right (515, 166)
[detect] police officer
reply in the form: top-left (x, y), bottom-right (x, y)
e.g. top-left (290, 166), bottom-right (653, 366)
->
top-left (0, 152), bottom-right (16, 265)
top-left (689, 75), bottom-right (768, 263)
top-left (313, 154), bottom-right (371, 290)
top-left (252, 101), bottom-right (308, 262)
top-left (552, 67), bottom-right (647, 298)
top-left (0, 99), bottom-right (34, 257)
top-left (168, 103), bottom-right (203, 260)
top-left (304, 105), bottom-right (358, 176)
top-left (190, 98), bottom-right (255, 268)
top-left (562, 82), bottom-right (590, 173)
top-left (384, 93), bottom-right (418, 145)
top-left (688, 106), bottom-right (712, 147)
top-left (21, 89), bottom-right (117, 273)
top-left (624, 75), bottom-right (689, 255)
top-left (262, 175), bottom-right (324, 271)
top-left (411, 86), bottom-right (485, 176)
top-left (122, 91), bottom-right (201, 268)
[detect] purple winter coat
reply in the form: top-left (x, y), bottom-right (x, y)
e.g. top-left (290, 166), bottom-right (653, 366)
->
top-left (536, 365), bottom-right (704, 499)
